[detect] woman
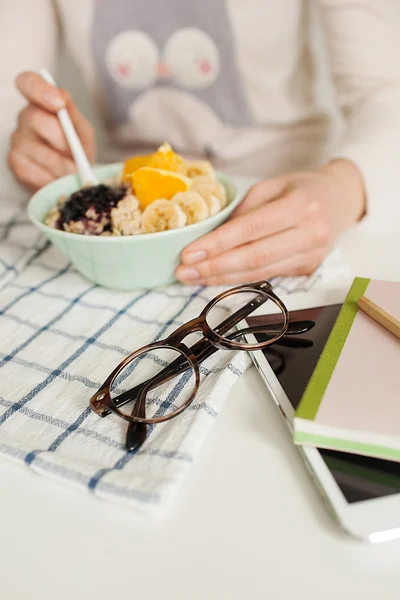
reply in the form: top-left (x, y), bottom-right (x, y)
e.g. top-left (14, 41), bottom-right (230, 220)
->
top-left (2, 0), bottom-right (400, 286)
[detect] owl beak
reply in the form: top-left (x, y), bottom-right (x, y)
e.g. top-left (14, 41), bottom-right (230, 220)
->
top-left (157, 63), bottom-right (171, 79)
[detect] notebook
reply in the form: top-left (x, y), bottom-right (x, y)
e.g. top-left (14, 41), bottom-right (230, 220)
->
top-left (293, 277), bottom-right (400, 462)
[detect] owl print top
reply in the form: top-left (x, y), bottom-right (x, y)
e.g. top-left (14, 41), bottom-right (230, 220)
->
top-left (92, 0), bottom-right (253, 128)
top-left (90, 0), bottom-right (256, 161)
top-left (2, 0), bottom-right (400, 219)
top-left (52, 0), bottom-right (332, 174)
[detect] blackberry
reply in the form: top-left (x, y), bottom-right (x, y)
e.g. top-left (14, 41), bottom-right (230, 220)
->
top-left (61, 184), bottom-right (127, 224)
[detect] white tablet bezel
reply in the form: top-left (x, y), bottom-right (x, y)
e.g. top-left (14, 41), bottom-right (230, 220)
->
top-left (244, 287), bottom-right (400, 543)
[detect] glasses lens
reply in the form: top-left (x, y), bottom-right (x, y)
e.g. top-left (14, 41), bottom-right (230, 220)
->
top-left (205, 289), bottom-right (286, 348)
top-left (109, 346), bottom-right (196, 422)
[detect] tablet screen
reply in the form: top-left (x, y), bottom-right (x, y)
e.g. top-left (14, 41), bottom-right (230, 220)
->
top-left (248, 305), bottom-right (400, 504)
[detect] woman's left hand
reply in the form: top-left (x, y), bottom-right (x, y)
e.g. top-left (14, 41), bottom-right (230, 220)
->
top-left (176, 159), bottom-right (365, 286)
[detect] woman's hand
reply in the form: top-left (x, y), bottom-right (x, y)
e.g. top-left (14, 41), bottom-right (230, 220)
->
top-left (8, 71), bottom-right (96, 191)
top-left (176, 159), bottom-right (365, 286)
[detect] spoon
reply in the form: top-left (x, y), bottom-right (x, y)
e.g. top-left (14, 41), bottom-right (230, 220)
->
top-left (37, 69), bottom-right (98, 185)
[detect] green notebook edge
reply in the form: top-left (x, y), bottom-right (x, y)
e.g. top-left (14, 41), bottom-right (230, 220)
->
top-left (294, 276), bottom-right (370, 423)
top-left (294, 431), bottom-right (400, 463)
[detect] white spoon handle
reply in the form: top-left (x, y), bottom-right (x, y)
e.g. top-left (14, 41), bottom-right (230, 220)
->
top-left (38, 69), bottom-right (98, 185)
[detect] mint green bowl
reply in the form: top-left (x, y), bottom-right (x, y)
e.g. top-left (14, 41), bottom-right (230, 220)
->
top-left (27, 163), bottom-right (240, 291)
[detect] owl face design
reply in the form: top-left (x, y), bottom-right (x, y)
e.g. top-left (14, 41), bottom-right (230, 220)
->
top-left (92, 0), bottom-right (253, 150)
top-left (106, 27), bottom-right (221, 91)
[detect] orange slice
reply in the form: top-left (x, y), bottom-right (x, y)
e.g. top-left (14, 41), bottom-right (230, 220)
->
top-left (147, 142), bottom-right (185, 173)
top-left (132, 167), bottom-right (191, 209)
top-left (122, 143), bottom-right (185, 184)
top-left (122, 154), bottom-right (152, 182)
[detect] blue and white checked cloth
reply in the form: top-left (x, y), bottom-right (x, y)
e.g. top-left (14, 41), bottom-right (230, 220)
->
top-left (0, 193), bottom-right (349, 515)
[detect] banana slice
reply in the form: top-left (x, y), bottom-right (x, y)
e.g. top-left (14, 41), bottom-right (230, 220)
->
top-left (142, 199), bottom-right (187, 233)
top-left (189, 183), bottom-right (221, 215)
top-left (111, 194), bottom-right (142, 235)
top-left (183, 186), bottom-right (220, 216)
top-left (172, 191), bottom-right (209, 225)
top-left (191, 180), bottom-right (228, 210)
top-left (203, 192), bottom-right (221, 216)
top-left (184, 160), bottom-right (216, 180)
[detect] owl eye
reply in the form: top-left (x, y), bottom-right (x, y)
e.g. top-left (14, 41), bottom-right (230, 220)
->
top-left (105, 30), bottom-right (159, 89)
top-left (163, 28), bottom-right (220, 90)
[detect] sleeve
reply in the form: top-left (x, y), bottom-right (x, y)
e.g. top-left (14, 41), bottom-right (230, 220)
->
top-left (318, 0), bottom-right (400, 225)
top-left (0, 0), bottom-right (59, 197)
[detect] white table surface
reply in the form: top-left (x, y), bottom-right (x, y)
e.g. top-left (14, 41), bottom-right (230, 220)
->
top-left (2, 218), bottom-right (400, 599)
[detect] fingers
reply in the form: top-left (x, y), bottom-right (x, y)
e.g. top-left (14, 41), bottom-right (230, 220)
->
top-left (177, 183), bottom-right (333, 286)
top-left (15, 71), bottom-right (65, 112)
top-left (18, 105), bottom-right (72, 154)
top-left (10, 132), bottom-right (76, 179)
top-left (176, 227), bottom-right (319, 283)
top-left (181, 190), bottom-right (311, 265)
top-left (10, 71), bottom-right (96, 190)
top-left (15, 72), bottom-right (96, 162)
top-left (180, 250), bottom-right (327, 287)
top-left (231, 177), bottom-right (287, 218)
top-left (7, 151), bottom-right (54, 191)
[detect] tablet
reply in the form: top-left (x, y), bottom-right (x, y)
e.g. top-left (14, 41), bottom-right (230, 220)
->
top-left (244, 295), bottom-right (400, 543)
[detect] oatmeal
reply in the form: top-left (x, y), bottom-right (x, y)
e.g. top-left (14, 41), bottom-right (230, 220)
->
top-left (111, 194), bottom-right (142, 236)
top-left (44, 143), bottom-right (227, 236)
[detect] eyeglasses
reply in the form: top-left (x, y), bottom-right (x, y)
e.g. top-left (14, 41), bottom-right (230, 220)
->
top-left (90, 281), bottom-right (293, 451)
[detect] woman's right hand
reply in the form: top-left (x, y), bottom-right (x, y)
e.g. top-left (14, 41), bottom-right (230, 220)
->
top-left (8, 71), bottom-right (96, 191)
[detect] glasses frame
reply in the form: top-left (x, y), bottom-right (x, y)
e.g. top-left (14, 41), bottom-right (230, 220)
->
top-left (90, 281), bottom-right (289, 450)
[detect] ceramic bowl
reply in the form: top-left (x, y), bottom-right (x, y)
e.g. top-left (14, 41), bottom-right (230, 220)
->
top-left (27, 163), bottom-right (240, 291)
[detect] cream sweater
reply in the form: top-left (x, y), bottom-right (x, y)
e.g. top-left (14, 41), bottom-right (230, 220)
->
top-left (1, 0), bottom-right (400, 223)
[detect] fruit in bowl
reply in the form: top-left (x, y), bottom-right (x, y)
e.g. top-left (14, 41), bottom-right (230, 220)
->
top-left (27, 147), bottom-right (240, 291)
top-left (44, 143), bottom-right (229, 237)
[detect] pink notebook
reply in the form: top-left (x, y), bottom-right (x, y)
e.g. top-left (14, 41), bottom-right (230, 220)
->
top-left (294, 277), bottom-right (400, 462)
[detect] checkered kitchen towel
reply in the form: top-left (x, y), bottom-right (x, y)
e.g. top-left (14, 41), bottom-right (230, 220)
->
top-left (0, 193), bottom-right (349, 515)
